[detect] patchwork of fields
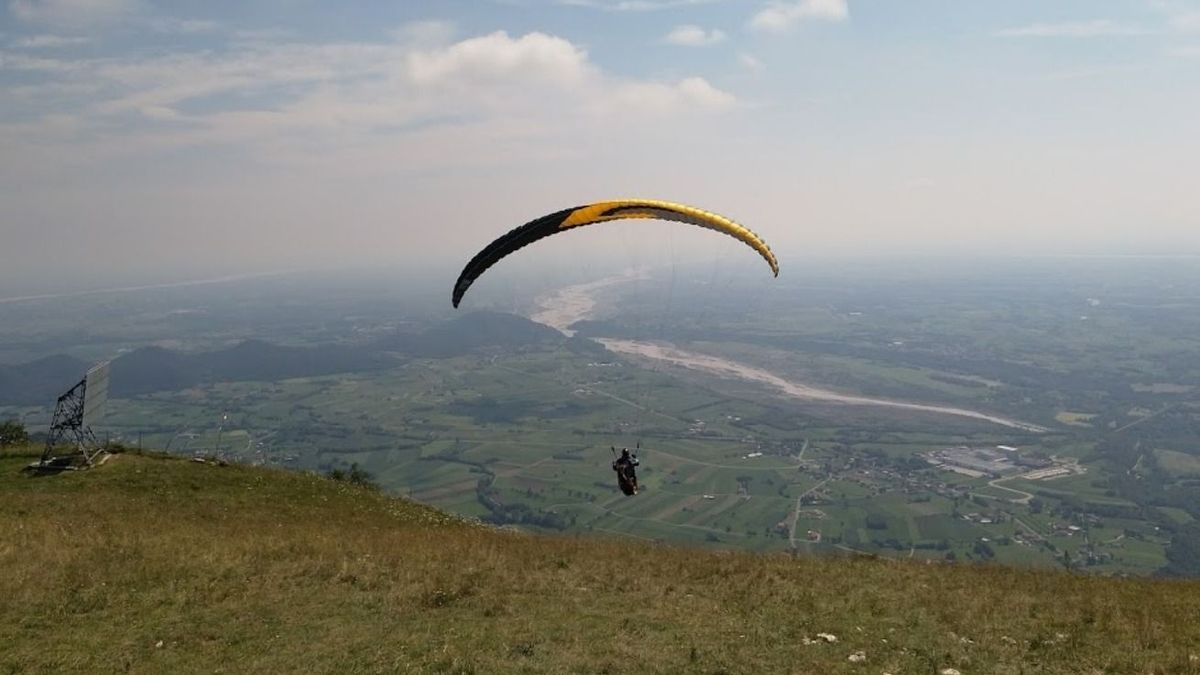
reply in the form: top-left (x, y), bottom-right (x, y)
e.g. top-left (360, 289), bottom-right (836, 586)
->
top-left (72, 346), bottom-right (1171, 574)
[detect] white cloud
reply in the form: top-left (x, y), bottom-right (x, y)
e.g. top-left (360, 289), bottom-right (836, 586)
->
top-left (9, 0), bottom-right (139, 26)
top-left (10, 33), bottom-right (88, 47)
top-left (1171, 44), bottom-right (1200, 57)
top-left (0, 30), bottom-right (737, 166)
top-left (749, 0), bottom-right (848, 33)
top-left (1168, 11), bottom-right (1200, 33)
top-left (995, 20), bottom-right (1150, 38)
top-left (232, 27), bottom-right (295, 44)
top-left (138, 104), bottom-right (178, 120)
top-left (674, 76), bottom-right (736, 107)
top-left (559, 0), bottom-right (719, 11)
top-left (11, 0), bottom-right (221, 37)
top-left (663, 24), bottom-right (726, 46)
top-left (406, 31), bottom-right (590, 87)
top-left (596, 75), bottom-right (735, 121)
top-left (146, 17), bottom-right (220, 34)
top-left (738, 52), bottom-right (763, 71)
top-left (1147, 1), bottom-right (1200, 33)
top-left (0, 50), bottom-right (85, 72)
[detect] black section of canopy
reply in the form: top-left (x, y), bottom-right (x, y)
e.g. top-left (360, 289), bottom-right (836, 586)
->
top-left (451, 206), bottom-right (578, 308)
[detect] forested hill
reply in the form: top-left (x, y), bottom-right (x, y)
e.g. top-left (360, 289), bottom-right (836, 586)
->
top-left (110, 341), bottom-right (388, 396)
top-left (0, 312), bottom-right (578, 405)
top-left (2, 446), bottom-right (1197, 674)
top-left (372, 310), bottom-right (599, 357)
top-left (0, 341), bottom-right (388, 405)
top-left (0, 354), bottom-right (93, 406)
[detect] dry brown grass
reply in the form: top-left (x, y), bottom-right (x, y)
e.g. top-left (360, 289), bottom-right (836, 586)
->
top-left (2, 447), bottom-right (1199, 674)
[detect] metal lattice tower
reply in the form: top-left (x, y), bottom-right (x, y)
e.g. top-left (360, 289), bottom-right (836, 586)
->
top-left (39, 361), bottom-right (109, 468)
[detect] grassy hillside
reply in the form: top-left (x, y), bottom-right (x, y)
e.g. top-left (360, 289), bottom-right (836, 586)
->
top-left (2, 447), bottom-right (1198, 674)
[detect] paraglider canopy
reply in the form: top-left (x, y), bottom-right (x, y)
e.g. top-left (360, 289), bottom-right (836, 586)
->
top-left (451, 199), bottom-right (779, 308)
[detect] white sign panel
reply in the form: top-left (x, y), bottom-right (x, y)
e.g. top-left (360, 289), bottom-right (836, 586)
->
top-left (82, 361), bottom-right (110, 429)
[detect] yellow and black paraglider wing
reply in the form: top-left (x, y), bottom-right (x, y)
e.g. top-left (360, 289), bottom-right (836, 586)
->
top-left (451, 199), bottom-right (778, 307)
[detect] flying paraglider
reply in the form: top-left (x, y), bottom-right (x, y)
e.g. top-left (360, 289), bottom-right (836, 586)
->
top-left (451, 199), bottom-right (779, 308)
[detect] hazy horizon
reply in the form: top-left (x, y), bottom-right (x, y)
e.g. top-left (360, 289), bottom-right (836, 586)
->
top-left (4, 250), bottom-right (1199, 305)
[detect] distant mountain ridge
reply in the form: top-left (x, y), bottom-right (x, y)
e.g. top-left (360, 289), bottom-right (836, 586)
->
top-left (109, 340), bottom-right (390, 397)
top-left (373, 310), bottom-right (565, 357)
top-left (0, 312), bottom-right (571, 405)
top-left (0, 354), bottom-right (91, 406)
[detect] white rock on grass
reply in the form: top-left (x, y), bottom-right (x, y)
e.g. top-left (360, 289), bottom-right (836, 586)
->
top-left (816, 633), bottom-right (838, 643)
top-left (940, 669), bottom-right (962, 675)
top-left (847, 651), bottom-right (866, 663)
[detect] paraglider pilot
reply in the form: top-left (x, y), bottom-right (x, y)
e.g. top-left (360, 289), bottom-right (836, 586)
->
top-left (612, 446), bottom-right (639, 496)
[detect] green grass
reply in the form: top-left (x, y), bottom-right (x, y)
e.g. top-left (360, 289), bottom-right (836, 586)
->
top-left (1160, 507), bottom-right (1195, 525)
top-left (1156, 449), bottom-right (1200, 477)
top-left (4, 446), bottom-right (1200, 674)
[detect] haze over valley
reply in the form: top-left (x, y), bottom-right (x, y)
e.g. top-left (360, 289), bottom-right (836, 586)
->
top-left (4, 257), bottom-right (1199, 576)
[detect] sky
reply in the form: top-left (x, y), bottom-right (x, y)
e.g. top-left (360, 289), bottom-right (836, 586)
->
top-left (1, 0), bottom-right (1199, 290)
